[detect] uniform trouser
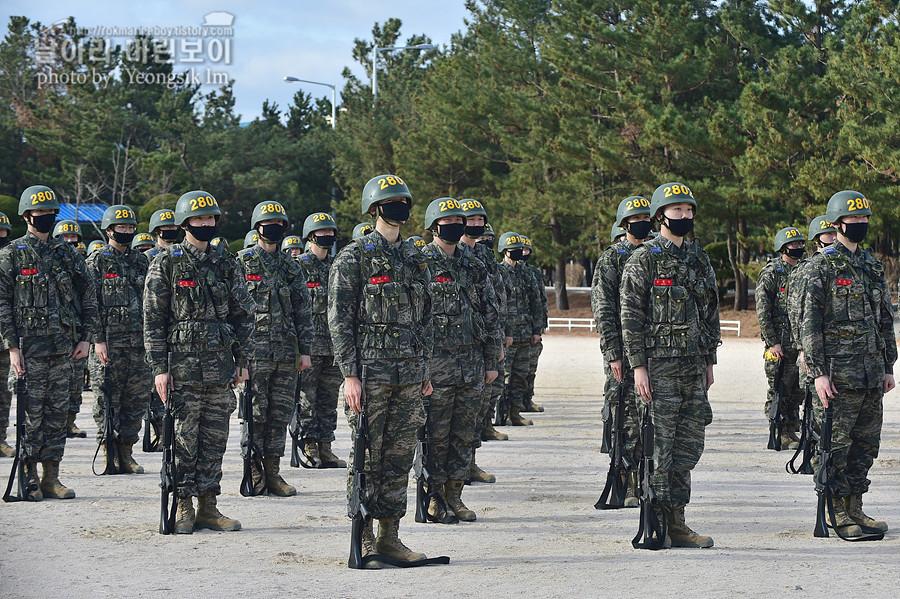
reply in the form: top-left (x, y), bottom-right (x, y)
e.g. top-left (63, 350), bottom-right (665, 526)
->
top-left (764, 347), bottom-right (804, 429)
top-left (648, 362), bottom-right (712, 509)
top-left (428, 377), bottom-right (485, 484)
top-left (486, 358), bottom-right (506, 421)
top-left (602, 358), bottom-right (641, 468)
top-left (68, 355), bottom-right (88, 416)
top-left (474, 357), bottom-right (502, 449)
top-left (345, 381), bottom-right (425, 520)
top-left (91, 344), bottom-right (150, 445)
top-left (504, 341), bottom-right (531, 410)
top-left (171, 383), bottom-right (235, 498)
top-left (248, 359), bottom-right (296, 457)
top-left (299, 354), bottom-right (342, 442)
top-left (812, 386), bottom-right (882, 497)
top-left (525, 339), bottom-right (543, 404)
top-left (21, 354), bottom-right (71, 462)
top-left (0, 350), bottom-right (10, 435)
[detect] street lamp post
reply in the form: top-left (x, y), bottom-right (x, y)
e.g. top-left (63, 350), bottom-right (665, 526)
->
top-left (283, 76), bottom-right (336, 129)
top-left (371, 43), bottom-right (434, 107)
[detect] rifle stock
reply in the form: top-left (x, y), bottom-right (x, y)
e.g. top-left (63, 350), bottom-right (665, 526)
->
top-left (239, 371), bottom-right (267, 497)
top-left (414, 397), bottom-right (457, 524)
top-left (159, 361), bottom-right (177, 535)
top-left (632, 407), bottom-right (666, 550)
top-left (595, 382), bottom-right (630, 509)
top-left (4, 349), bottom-right (38, 503)
top-left (348, 366), bottom-right (371, 569)
top-left (493, 385), bottom-right (509, 427)
top-left (786, 385), bottom-right (815, 475)
top-left (92, 349), bottom-right (123, 475)
top-left (767, 358), bottom-right (785, 451)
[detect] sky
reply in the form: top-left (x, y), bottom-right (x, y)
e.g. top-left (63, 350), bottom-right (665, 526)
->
top-left (6, 1), bottom-right (472, 121)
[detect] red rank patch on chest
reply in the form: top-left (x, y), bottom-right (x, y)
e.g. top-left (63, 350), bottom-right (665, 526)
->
top-left (435, 276), bottom-right (452, 283)
top-left (307, 282), bottom-right (320, 288)
top-left (370, 276), bottom-right (390, 284)
top-left (654, 279), bottom-right (673, 286)
top-left (246, 274), bottom-right (261, 281)
top-left (105, 273), bottom-right (119, 279)
top-left (20, 268), bottom-right (37, 275)
top-left (178, 280), bottom-right (195, 287)
top-left (836, 279), bottom-right (853, 286)
top-left (779, 287), bottom-right (785, 293)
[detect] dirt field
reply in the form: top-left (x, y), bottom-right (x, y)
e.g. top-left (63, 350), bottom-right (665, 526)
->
top-left (1, 335), bottom-right (898, 598)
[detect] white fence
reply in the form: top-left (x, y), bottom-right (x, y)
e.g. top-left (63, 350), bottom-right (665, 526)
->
top-left (546, 317), bottom-right (742, 337)
top-left (719, 320), bottom-right (742, 336)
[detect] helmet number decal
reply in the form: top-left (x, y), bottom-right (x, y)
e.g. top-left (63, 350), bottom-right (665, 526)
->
top-left (59, 223), bottom-right (78, 232)
top-left (846, 197), bottom-right (870, 211)
top-left (462, 199), bottom-right (483, 210)
top-left (261, 202), bottom-right (286, 215)
top-left (30, 190), bottom-right (56, 205)
top-left (820, 220), bottom-right (832, 229)
top-left (115, 208), bottom-right (135, 220)
top-left (378, 176), bottom-right (404, 189)
top-left (190, 195), bottom-right (218, 210)
top-left (784, 229), bottom-right (800, 239)
top-left (663, 185), bottom-right (693, 199)
top-left (160, 211), bottom-right (174, 220)
top-left (312, 213), bottom-right (334, 223)
top-left (626, 197), bottom-right (650, 210)
top-left (438, 199), bottom-right (461, 212)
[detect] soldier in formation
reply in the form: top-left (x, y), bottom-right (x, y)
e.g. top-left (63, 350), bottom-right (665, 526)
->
top-left (0, 212), bottom-right (12, 457)
top-left (520, 235), bottom-right (547, 415)
top-left (147, 208), bottom-right (180, 259)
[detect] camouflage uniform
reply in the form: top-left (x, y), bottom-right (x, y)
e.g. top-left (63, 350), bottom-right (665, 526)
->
top-left (591, 238), bottom-right (642, 468)
top-left (422, 241), bottom-right (499, 484)
top-left (523, 262), bottom-right (548, 408)
top-left (621, 236), bottom-right (719, 509)
top-left (87, 242), bottom-right (151, 447)
top-left (143, 241), bottom-right (255, 498)
top-left (800, 241), bottom-right (896, 498)
top-left (0, 349), bottom-right (11, 452)
top-left (756, 256), bottom-right (804, 430)
top-left (0, 232), bottom-right (99, 463)
top-left (296, 249), bottom-right (342, 443)
top-left (471, 241), bottom-right (506, 441)
top-left (498, 261), bottom-right (542, 413)
top-left (328, 230), bottom-right (432, 520)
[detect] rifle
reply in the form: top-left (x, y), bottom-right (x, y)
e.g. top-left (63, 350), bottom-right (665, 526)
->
top-left (92, 346), bottom-right (123, 475)
top-left (599, 400), bottom-right (613, 454)
top-left (414, 395), bottom-right (458, 524)
top-left (595, 382), bottom-right (632, 509)
top-left (786, 384), bottom-right (816, 475)
top-left (4, 342), bottom-right (39, 502)
top-left (493, 384), bottom-right (509, 427)
top-left (159, 359), bottom-right (178, 534)
top-left (767, 357), bottom-right (785, 451)
top-left (632, 407), bottom-right (666, 550)
top-left (239, 370), bottom-right (267, 496)
top-left (288, 373), bottom-right (317, 468)
top-left (142, 394), bottom-right (163, 453)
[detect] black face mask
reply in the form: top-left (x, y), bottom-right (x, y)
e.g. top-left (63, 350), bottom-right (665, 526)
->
top-left (663, 217), bottom-right (694, 237)
top-left (378, 201), bottom-right (410, 224)
top-left (29, 213), bottom-right (56, 233)
top-left (841, 222), bottom-right (868, 244)
top-left (259, 223), bottom-right (284, 242)
top-left (0, 236), bottom-right (9, 248)
top-left (465, 225), bottom-right (485, 238)
top-left (436, 222), bottom-right (465, 244)
top-left (626, 220), bottom-right (653, 240)
top-left (785, 247), bottom-right (805, 259)
top-left (159, 229), bottom-right (179, 241)
top-left (187, 224), bottom-right (218, 242)
top-left (477, 238), bottom-right (494, 248)
top-left (508, 248), bottom-right (524, 261)
top-left (521, 253), bottom-right (531, 262)
top-left (113, 231), bottom-right (136, 246)
top-left (313, 234), bottom-right (335, 248)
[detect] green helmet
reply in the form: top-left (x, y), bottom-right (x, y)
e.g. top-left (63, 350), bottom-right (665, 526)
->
top-left (497, 232), bottom-right (526, 253)
top-left (611, 224), bottom-right (626, 243)
top-left (808, 215), bottom-right (835, 241)
top-left (149, 208), bottom-right (176, 233)
top-left (52, 219), bottom-right (81, 239)
top-left (282, 235), bottom-right (303, 251)
top-left (251, 200), bottom-right (289, 229)
top-left (650, 182), bottom-right (697, 218)
top-left (74, 241), bottom-right (87, 255)
top-left (460, 198), bottom-right (487, 219)
top-left (174, 190), bottom-right (221, 226)
top-left (131, 233), bottom-right (155, 250)
top-left (409, 235), bottom-right (427, 250)
top-left (352, 222), bottom-right (374, 240)
top-left (101, 205), bottom-right (137, 230)
top-left (244, 230), bottom-right (260, 248)
top-left (425, 197), bottom-right (467, 230)
top-left (361, 174), bottom-right (411, 215)
top-left (483, 223), bottom-right (495, 238)
top-left (773, 226), bottom-right (803, 252)
top-left (825, 190), bottom-right (872, 225)
top-left (19, 185), bottom-right (60, 215)
top-left (616, 195), bottom-right (651, 227)
top-left (521, 235), bottom-right (533, 251)
top-left (0, 212), bottom-right (10, 231)
top-left (87, 240), bottom-right (104, 254)
top-left (302, 212), bottom-right (337, 238)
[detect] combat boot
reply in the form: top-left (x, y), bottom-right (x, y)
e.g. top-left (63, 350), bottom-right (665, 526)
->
top-left (667, 507), bottom-right (713, 548)
top-left (509, 407), bottom-right (533, 426)
top-left (195, 493), bottom-right (241, 531)
top-left (470, 461), bottom-right (496, 484)
top-left (375, 519), bottom-right (426, 562)
top-left (427, 486), bottom-right (449, 522)
top-left (445, 480), bottom-right (477, 522)
top-left (119, 442), bottom-right (144, 474)
top-left (829, 497), bottom-right (863, 537)
top-left (174, 497), bottom-right (195, 534)
top-left (481, 419), bottom-right (508, 441)
top-left (845, 494), bottom-right (888, 532)
top-left (318, 441), bottom-right (347, 468)
top-left (65, 413), bottom-right (87, 438)
top-left (624, 472), bottom-right (640, 508)
top-left (360, 517), bottom-right (382, 569)
top-left (0, 433), bottom-right (14, 457)
top-left (263, 456), bottom-right (297, 497)
top-left (40, 460), bottom-right (75, 499)
top-left (779, 431), bottom-right (800, 450)
top-left (303, 439), bottom-right (320, 465)
top-left (24, 459), bottom-right (42, 501)
top-left (522, 399), bottom-right (544, 412)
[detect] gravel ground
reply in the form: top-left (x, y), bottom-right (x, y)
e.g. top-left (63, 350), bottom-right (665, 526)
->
top-left (1, 335), bottom-right (898, 598)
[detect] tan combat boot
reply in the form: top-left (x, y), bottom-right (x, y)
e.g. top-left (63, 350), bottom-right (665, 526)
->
top-left (481, 418), bottom-right (508, 441)
top-left (509, 407), bottom-right (533, 426)
top-left (24, 459), bottom-right (42, 501)
top-left (375, 519), bottom-right (426, 562)
top-left (829, 497), bottom-right (863, 537)
top-left (360, 517), bottom-right (382, 569)
top-left (427, 485), bottom-right (449, 522)
top-left (174, 497), bottom-right (195, 534)
top-left (318, 441), bottom-right (347, 468)
top-left (523, 399), bottom-right (544, 412)
top-left (779, 431), bottom-right (800, 450)
top-left (195, 493), bottom-right (241, 531)
top-left (445, 480), bottom-right (477, 522)
top-left (624, 472), bottom-right (640, 508)
top-left (303, 439), bottom-right (320, 465)
top-left (845, 494), bottom-right (888, 532)
top-left (667, 507), bottom-right (713, 548)
top-left (0, 434), bottom-right (14, 458)
top-left (65, 413), bottom-right (87, 438)
top-left (264, 456), bottom-right (297, 497)
top-left (470, 450), bottom-right (496, 483)
top-left (40, 460), bottom-right (75, 499)
top-left (119, 442), bottom-right (144, 474)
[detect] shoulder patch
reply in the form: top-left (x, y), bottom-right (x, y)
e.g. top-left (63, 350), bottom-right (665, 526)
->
top-left (172, 249), bottom-right (183, 257)
top-left (16, 244), bottom-right (26, 249)
top-left (823, 247), bottom-right (835, 254)
top-left (364, 243), bottom-right (376, 251)
top-left (776, 265), bottom-right (783, 272)
top-left (616, 248), bottom-right (628, 254)
top-left (300, 255), bottom-right (309, 261)
top-left (102, 251), bottom-right (111, 256)
top-left (650, 246), bottom-right (662, 253)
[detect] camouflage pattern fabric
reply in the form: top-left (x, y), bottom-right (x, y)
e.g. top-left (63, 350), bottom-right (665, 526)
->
top-left (471, 241), bottom-right (506, 441)
top-left (299, 354), bottom-right (343, 442)
top-left (0, 350), bottom-right (10, 435)
top-left (297, 250), bottom-right (334, 356)
top-left (523, 263), bottom-right (547, 405)
top-left (68, 355), bottom-right (88, 416)
top-left (504, 342), bottom-right (531, 411)
top-left (499, 261), bottom-right (541, 410)
top-left (89, 344), bottom-right (149, 443)
top-left (245, 359), bottom-right (295, 457)
top-left (20, 355), bottom-right (72, 461)
top-left (786, 256), bottom-right (814, 386)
